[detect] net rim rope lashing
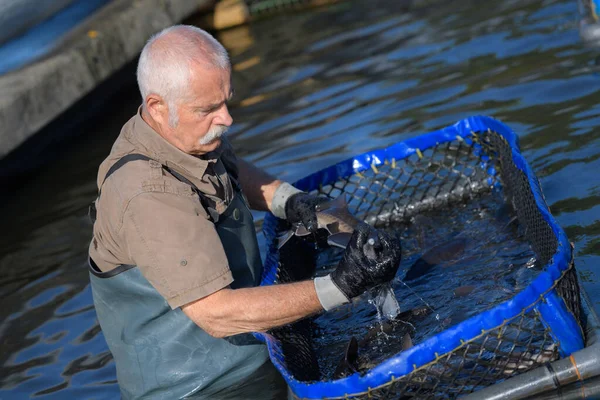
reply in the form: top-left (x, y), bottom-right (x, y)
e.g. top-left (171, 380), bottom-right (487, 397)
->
top-left (253, 116), bottom-right (582, 399)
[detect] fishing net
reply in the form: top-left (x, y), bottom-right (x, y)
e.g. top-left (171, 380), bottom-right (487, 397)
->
top-left (255, 116), bottom-right (584, 399)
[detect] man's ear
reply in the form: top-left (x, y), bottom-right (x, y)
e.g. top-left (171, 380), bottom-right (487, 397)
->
top-left (145, 94), bottom-right (168, 125)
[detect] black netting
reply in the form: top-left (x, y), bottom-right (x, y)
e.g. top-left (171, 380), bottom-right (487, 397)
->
top-left (268, 233), bottom-right (321, 381)
top-left (267, 131), bottom-right (583, 398)
top-left (481, 132), bottom-right (557, 266)
top-left (315, 139), bottom-right (498, 227)
top-left (556, 260), bottom-right (583, 326)
top-left (288, 304), bottom-right (560, 400)
top-left (270, 320), bottom-right (322, 382)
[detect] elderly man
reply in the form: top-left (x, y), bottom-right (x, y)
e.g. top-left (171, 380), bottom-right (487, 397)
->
top-left (88, 25), bottom-right (401, 399)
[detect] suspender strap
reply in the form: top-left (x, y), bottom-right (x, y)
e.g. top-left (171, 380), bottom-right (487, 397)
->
top-left (162, 165), bottom-right (220, 222)
top-left (89, 257), bottom-right (136, 278)
top-left (99, 154), bottom-right (154, 196)
top-left (89, 154), bottom-right (154, 223)
top-left (89, 153), bottom-right (236, 275)
top-left (89, 153), bottom-right (221, 223)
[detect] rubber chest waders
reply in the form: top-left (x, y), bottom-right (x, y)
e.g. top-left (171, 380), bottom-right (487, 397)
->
top-left (88, 154), bottom-right (268, 399)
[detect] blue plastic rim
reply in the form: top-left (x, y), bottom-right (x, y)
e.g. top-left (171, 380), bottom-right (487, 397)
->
top-left (253, 116), bottom-right (582, 399)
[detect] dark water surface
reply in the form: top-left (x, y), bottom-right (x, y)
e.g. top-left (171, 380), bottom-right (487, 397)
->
top-left (313, 192), bottom-right (538, 379)
top-left (2, 0), bottom-right (600, 398)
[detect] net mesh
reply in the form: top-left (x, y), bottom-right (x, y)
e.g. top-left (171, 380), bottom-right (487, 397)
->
top-left (483, 132), bottom-right (557, 267)
top-left (289, 303), bottom-right (562, 400)
top-left (266, 130), bottom-right (583, 399)
top-left (315, 136), bottom-right (498, 228)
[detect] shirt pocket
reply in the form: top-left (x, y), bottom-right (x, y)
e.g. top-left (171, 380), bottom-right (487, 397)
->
top-left (142, 179), bottom-right (195, 197)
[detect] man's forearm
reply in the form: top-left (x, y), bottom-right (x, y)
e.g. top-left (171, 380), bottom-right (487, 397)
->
top-left (237, 158), bottom-right (282, 211)
top-left (182, 280), bottom-right (323, 337)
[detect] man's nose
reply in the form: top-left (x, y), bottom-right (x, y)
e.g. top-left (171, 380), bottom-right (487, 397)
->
top-left (215, 104), bottom-right (233, 127)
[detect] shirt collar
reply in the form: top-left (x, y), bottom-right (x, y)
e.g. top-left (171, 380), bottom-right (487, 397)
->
top-left (128, 107), bottom-right (222, 184)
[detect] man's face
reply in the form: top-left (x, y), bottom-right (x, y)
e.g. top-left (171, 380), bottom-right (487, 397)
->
top-left (170, 66), bottom-right (234, 155)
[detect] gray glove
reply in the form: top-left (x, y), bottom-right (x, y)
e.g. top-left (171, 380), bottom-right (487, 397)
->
top-left (271, 182), bottom-right (328, 232)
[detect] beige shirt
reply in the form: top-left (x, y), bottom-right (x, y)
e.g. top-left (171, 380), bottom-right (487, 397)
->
top-left (89, 109), bottom-right (239, 309)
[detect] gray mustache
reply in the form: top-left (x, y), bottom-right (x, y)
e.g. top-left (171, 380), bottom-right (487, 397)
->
top-left (200, 125), bottom-right (229, 145)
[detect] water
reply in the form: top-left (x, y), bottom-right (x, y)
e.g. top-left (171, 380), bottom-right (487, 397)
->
top-left (2, 0), bottom-right (600, 397)
top-left (313, 191), bottom-right (537, 379)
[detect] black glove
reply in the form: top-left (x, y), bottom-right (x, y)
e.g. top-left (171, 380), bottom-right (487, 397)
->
top-left (284, 192), bottom-right (330, 233)
top-left (330, 222), bottom-right (402, 299)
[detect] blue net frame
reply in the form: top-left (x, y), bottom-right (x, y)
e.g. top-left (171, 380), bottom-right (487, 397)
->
top-left (253, 116), bottom-right (584, 399)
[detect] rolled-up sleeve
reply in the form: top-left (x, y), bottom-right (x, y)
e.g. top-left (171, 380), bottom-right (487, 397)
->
top-left (122, 190), bottom-right (233, 309)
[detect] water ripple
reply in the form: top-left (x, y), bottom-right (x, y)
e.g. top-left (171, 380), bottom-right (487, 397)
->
top-left (2, 0), bottom-right (600, 397)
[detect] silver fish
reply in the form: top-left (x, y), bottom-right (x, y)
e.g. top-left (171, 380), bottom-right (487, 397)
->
top-left (359, 306), bottom-right (429, 346)
top-left (333, 329), bottom-right (415, 379)
top-left (401, 332), bottom-right (413, 351)
top-left (369, 283), bottom-right (402, 320)
top-left (454, 285), bottom-right (476, 297)
top-left (277, 195), bottom-right (361, 249)
top-left (278, 195), bottom-right (401, 319)
top-left (403, 237), bottom-right (467, 281)
top-left (332, 336), bottom-right (359, 379)
top-left (331, 307), bottom-right (431, 379)
top-left (500, 343), bottom-right (557, 375)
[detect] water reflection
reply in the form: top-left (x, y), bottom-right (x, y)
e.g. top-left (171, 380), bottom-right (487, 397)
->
top-left (1, 0), bottom-right (600, 397)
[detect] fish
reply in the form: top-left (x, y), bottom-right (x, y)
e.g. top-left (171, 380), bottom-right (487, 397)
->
top-left (333, 331), bottom-right (415, 379)
top-left (278, 195), bottom-right (402, 320)
top-left (401, 332), bottom-right (413, 351)
top-left (454, 285), bottom-right (476, 297)
top-left (500, 343), bottom-right (557, 375)
top-left (403, 237), bottom-right (467, 281)
top-left (277, 195), bottom-right (367, 249)
top-left (332, 307), bottom-right (428, 379)
top-left (369, 283), bottom-right (402, 320)
top-left (358, 306), bottom-right (429, 346)
top-left (332, 336), bottom-right (360, 379)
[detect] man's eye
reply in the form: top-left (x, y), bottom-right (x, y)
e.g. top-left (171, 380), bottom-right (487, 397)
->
top-left (197, 103), bottom-right (222, 114)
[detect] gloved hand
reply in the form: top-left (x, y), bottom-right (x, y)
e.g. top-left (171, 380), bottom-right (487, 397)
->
top-left (332, 222), bottom-right (402, 299)
top-left (314, 222), bottom-right (402, 310)
top-left (270, 183), bottom-right (327, 232)
top-left (284, 192), bottom-right (330, 232)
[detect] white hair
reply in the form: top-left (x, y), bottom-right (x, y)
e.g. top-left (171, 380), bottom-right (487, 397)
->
top-left (136, 25), bottom-right (230, 126)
